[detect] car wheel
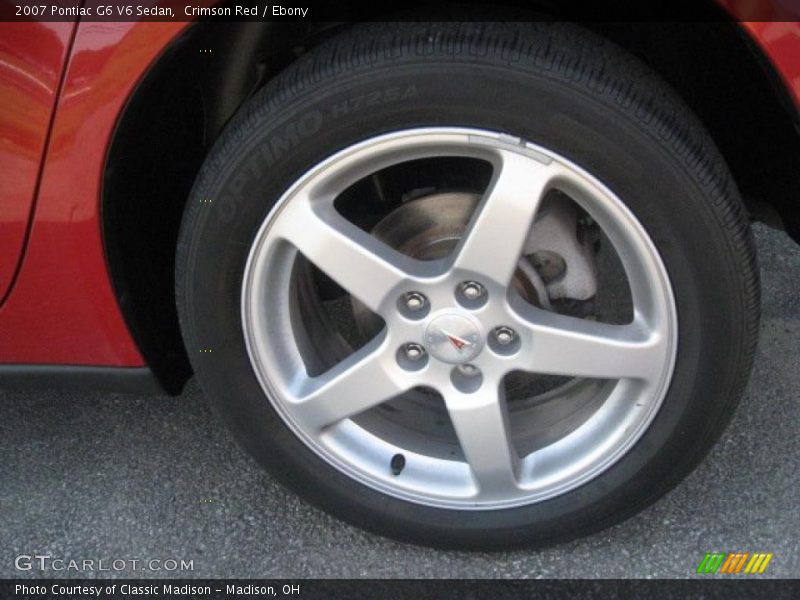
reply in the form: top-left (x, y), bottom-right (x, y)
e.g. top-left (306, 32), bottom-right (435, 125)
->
top-left (175, 22), bottom-right (759, 549)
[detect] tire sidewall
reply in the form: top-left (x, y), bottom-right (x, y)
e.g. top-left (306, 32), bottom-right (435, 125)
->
top-left (178, 57), bottom-right (750, 548)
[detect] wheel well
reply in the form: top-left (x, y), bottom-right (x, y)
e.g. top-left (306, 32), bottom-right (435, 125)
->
top-left (102, 20), bottom-right (324, 393)
top-left (590, 21), bottom-right (800, 234)
top-left (103, 16), bottom-right (800, 393)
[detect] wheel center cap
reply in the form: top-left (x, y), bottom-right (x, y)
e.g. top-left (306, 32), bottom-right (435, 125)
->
top-left (425, 314), bottom-right (483, 364)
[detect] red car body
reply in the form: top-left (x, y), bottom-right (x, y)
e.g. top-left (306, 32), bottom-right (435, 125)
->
top-left (1, 3), bottom-right (799, 390)
top-left (0, 20), bottom-right (187, 367)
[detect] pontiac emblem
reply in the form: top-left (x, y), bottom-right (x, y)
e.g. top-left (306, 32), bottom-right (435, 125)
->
top-left (444, 332), bottom-right (472, 352)
top-left (425, 314), bottom-right (483, 364)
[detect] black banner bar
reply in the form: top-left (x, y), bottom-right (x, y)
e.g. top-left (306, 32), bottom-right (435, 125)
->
top-left (4, 579), bottom-right (800, 600)
top-left (5, 0), bottom-right (797, 23)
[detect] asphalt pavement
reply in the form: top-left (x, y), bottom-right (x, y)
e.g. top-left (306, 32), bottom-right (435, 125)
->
top-left (2, 223), bottom-right (799, 579)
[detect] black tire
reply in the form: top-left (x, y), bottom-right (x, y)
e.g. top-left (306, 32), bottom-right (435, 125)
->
top-left (175, 22), bottom-right (759, 549)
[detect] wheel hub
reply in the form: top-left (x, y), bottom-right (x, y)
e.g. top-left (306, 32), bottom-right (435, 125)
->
top-left (425, 313), bottom-right (483, 364)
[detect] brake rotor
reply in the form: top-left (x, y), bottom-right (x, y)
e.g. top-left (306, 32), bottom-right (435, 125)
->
top-left (351, 191), bottom-right (548, 337)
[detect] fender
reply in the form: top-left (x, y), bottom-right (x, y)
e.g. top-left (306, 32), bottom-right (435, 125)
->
top-left (0, 21), bottom-right (189, 366)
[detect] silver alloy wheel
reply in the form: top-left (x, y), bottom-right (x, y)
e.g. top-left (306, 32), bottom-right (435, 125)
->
top-left (241, 128), bottom-right (677, 509)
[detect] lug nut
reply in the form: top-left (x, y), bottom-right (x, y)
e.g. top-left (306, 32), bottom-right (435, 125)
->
top-left (403, 292), bottom-right (427, 312)
top-left (457, 364), bottom-right (479, 376)
top-left (451, 364), bottom-right (483, 393)
top-left (494, 326), bottom-right (516, 346)
top-left (404, 343), bottom-right (426, 361)
top-left (460, 281), bottom-right (485, 300)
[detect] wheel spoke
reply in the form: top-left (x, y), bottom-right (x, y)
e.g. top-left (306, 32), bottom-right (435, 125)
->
top-left (275, 196), bottom-right (415, 313)
top-left (444, 384), bottom-right (520, 496)
top-left (289, 336), bottom-right (407, 431)
top-left (454, 149), bottom-right (555, 284)
top-left (515, 306), bottom-right (666, 381)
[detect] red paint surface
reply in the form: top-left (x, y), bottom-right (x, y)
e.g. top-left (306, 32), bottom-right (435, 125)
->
top-left (742, 21), bottom-right (800, 107)
top-left (720, 0), bottom-right (800, 106)
top-left (0, 21), bottom-right (188, 365)
top-left (0, 23), bottom-right (74, 302)
top-left (0, 14), bottom-right (798, 367)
